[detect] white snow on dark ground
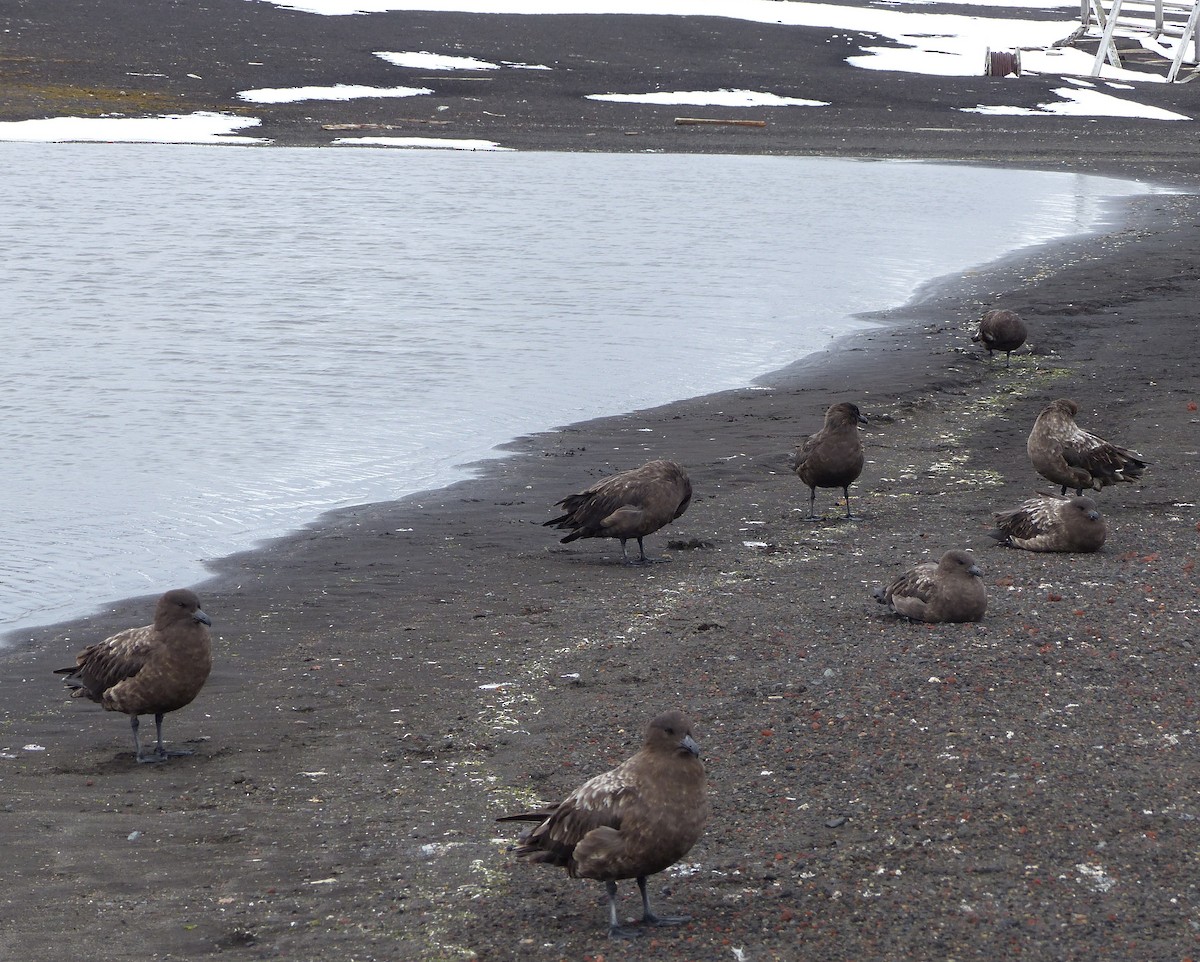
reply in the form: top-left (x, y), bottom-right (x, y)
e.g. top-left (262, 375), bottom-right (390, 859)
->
top-left (962, 83), bottom-right (1190, 119)
top-left (0, 111), bottom-right (267, 143)
top-left (375, 50), bottom-right (552, 69)
top-left (0, 0), bottom-right (1190, 143)
top-left (332, 135), bottom-right (515, 147)
top-left (586, 89), bottom-right (831, 107)
top-left (238, 83), bottom-right (434, 103)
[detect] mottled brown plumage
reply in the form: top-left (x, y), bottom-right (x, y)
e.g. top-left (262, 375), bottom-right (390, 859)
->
top-left (793, 402), bottom-right (867, 520)
top-left (544, 459), bottom-right (692, 564)
top-left (54, 588), bottom-right (213, 763)
top-left (990, 492), bottom-right (1107, 553)
top-left (1027, 398), bottom-right (1148, 496)
top-left (498, 710), bottom-right (708, 938)
top-left (972, 309), bottom-right (1028, 365)
top-left (873, 549), bottom-right (987, 623)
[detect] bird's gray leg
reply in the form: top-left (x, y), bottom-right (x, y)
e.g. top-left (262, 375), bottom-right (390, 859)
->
top-left (619, 539), bottom-right (630, 564)
top-left (629, 536), bottom-right (667, 565)
top-left (130, 714), bottom-right (147, 763)
top-left (133, 714), bottom-right (165, 764)
top-left (637, 875), bottom-right (690, 927)
top-left (606, 880), bottom-right (638, 939)
top-left (804, 486), bottom-right (820, 522)
top-left (1005, 351), bottom-right (1012, 367)
top-left (843, 485), bottom-right (858, 521)
top-left (152, 712), bottom-right (195, 760)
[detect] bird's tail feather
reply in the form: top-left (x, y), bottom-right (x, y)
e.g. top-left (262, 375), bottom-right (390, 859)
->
top-left (496, 810), bottom-right (554, 823)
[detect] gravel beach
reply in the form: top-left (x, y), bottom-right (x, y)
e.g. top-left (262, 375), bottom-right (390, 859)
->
top-left (2, 2), bottom-right (1199, 960)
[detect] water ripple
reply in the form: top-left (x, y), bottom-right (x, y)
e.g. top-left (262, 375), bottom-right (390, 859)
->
top-left (0, 146), bottom-right (1155, 639)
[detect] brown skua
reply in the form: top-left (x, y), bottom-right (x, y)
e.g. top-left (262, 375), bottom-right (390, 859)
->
top-left (54, 588), bottom-right (213, 764)
top-left (498, 710), bottom-right (708, 939)
top-left (972, 308), bottom-right (1028, 365)
top-left (873, 549), bottom-right (987, 623)
top-left (544, 459), bottom-right (692, 564)
top-left (990, 492), bottom-right (1107, 552)
top-left (1027, 398), bottom-right (1148, 496)
top-left (792, 401), bottom-right (867, 521)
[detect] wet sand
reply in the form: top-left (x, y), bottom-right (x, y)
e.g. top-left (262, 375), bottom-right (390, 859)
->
top-left (2, 2), bottom-right (1200, 960)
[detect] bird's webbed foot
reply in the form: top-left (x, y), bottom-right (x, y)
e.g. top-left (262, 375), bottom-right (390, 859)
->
top-left (643, 911), bottom-right (692, 927)
top-left (606, 912), bottom-right (692, 937)
top-left (139, 746), bottom-right (195, 763)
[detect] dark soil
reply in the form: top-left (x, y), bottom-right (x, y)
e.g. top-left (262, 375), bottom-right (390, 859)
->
top-left (1, 3), bottom-right (1199, 960)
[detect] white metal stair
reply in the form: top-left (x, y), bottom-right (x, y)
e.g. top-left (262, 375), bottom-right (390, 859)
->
top-left (1075, 0), bottom-right (1200, 80)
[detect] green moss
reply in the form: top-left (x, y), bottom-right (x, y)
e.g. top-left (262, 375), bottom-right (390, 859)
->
top-left (1, 82), bottom-right (240, 118)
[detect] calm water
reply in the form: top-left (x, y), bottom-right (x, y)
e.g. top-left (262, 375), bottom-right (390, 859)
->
top-left (0, 146), bottom-right (1156, 639)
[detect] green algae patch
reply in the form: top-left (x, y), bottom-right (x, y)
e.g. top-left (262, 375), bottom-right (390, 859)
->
top-left (0, 82), bottom-right (234, 119)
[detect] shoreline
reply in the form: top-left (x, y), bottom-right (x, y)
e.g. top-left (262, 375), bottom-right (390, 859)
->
top-left (0, 155), bottom-right (1169, 649)
top-left (3, 173), bottom-right (1197, 959)
top-left (4, 4), bottom-right (1200, 959)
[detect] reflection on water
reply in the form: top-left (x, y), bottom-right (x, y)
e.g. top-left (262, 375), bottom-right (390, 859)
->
top-left (0, 146), bottom-right (1154, 638)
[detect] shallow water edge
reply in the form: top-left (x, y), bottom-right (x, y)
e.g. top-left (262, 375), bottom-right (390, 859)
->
top-left (6, 149), bottom-right (1151, 637)
top-left (7, 179), bottom-right (1192, 655)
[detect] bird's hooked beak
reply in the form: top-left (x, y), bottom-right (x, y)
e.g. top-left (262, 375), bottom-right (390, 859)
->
top-left (1087, 510), bottom-right (1100, 521)
top-left (968, 564), bottom-right (983, 578)
top-left (857, 413), bottom-right (868, 425)
top-left (680, 733), bottom-right (701, 757)
top-left (194, 608), bottom-right (213, 626)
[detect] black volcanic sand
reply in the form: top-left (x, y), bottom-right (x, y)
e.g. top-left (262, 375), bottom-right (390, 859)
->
top-left (2, 3), bottom-right (1200, 961)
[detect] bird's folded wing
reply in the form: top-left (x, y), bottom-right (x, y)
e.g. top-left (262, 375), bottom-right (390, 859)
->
top-left (62, 625), bottom-right (156, 690)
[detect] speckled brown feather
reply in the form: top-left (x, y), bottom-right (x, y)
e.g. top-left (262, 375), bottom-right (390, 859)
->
top-left (1027, 398), bottom-right (1148, 495)
top-left (499, 710), bottom-right (708, 883)
top-left (544, 459), bottom-right (692, 544)
top-left (875, 549), bottom-right (987, 623)
top-left (991, 492), bottom-right (1107, 552)
top-left (56, 588), bottom-right (213, 718)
